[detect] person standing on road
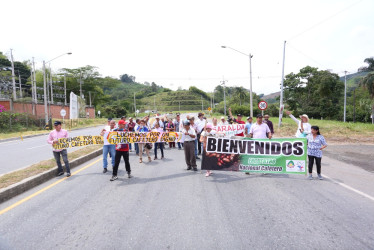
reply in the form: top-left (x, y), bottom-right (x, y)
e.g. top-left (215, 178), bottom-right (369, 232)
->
top-left (174, 113), bottom-right (183, 150)
top-left (219, 116), bottom-right (228, 126)
top-left (111, 120), bottom-right (132, 181)
top-left (200, 123), bottom-right (215, 177)
top-left (100, 119), bottom-right (116, 173)
top-left (244, 116), bottom-right (253, 137)
top-left (228, 108), bottom-right (245, 136)
top-left (249, 114), bottom-right (272, 139)
top-left (127, 117), bottom-right (136, 152)
top-left (307, 126), bottom-right (327, 180)
top-left (285, 110), bottom-right (311, 138)
top-left (189, 117), bottom-right (200, 159)
top-left (166, 119), bottom-right (176, 148)
top-left (182, 120), bottom-right (197, 171)
top-left (196, 112), bottom-right (205, 156)
top-left (47, 121), bottom-right (71, 177)
top-left (153, 122), bottom-right (164, 160)
top-left (263, 114), bottom-right (274, 136)
top-left (137, 120), bottom-right (152, 163)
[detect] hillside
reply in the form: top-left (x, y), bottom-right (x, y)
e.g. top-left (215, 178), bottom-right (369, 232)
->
top-left (138, 89), bottom-right (211, 112)
top-left (262, 91), bottom-right (280, 104)
top-left (339, 71), bottom-right (369, 89)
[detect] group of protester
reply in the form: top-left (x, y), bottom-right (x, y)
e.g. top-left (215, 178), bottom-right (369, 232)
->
top-left (47, 108), bottom-right (327, 181)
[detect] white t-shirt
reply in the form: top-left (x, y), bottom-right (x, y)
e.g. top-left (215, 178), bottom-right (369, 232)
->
top-left (219, 121), bottom-right (229, 126)
top-left (249, 122), bottom-right (270, 139)
top-left (181, 127), bottom-right (196, 141)
top-left (289, 114), bottom-right (311, 138)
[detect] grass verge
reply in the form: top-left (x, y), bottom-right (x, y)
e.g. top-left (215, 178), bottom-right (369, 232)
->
top-left (0, 145), bottom-right (102, 189)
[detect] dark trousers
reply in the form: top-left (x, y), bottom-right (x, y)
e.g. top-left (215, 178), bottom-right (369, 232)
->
top-left (184, 141), bottom-right (197, 168)
top-left (197, 133), bottom-right (202, 154)
top-left (308, 155), bottom-right (322, 174)
top-left (114, 150), bottom-right (131, 176)
top-left (177, 142), bottom-right (182, 149)
top-left (169, 142), bottom-right (175, 148)
top-left (154, 142), bottom-right (164, 158)
top-left (53, 149), bottom-right (70, 173)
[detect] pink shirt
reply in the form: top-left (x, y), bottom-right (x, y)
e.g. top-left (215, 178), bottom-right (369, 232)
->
top-left (249, 122), bottom-right (270, 139)
top-left (47, 129), bottom-right (69, 152)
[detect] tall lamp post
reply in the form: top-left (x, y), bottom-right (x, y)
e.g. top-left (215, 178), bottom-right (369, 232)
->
top-left (221, 46), bottom-right (253, 117)
top-left (43, 52), bottom-right (72, 126)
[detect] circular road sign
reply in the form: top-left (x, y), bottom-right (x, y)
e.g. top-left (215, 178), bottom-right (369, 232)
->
top-left (60, 109), bottom-right (66, 117)
top-left (258, 101), bottom-right (268, 111)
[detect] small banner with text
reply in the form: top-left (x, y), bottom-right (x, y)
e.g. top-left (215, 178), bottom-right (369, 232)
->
top-left (202, 137), bottom-right (307, 174)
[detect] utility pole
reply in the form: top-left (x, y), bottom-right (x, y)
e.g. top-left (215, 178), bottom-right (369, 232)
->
top-left (10, 49), bottom-right (17, 100)
top-left (80, 71), bottom-right (83, 98)
top-left (50, 66), bottom-right (53, 104)
top-left (30, 67), bottom-right (36, 115)
top-left (179, 101), bottom-right (181, 111)
top-left (32, 57), bottom-right (37, 103)
top-left (344, 71), bottom-right (347, 122)
top-left (278, 41), bottom-right (286, 128)
top-left (201, 95), bottom-right (203, 111)
top-left (154, 96), bottom-right (156, 111)
top-left (353, 89), bottom-right (356, 123)
top-left (220, 79), bottom-right (227, 115)
top-left (249, 53), bottom-right (253, 117)
top-left (89, 91), bottom-right (92, 106)
top-left (43, 60), bottom-right (48, 125)
top-left (134, 92), bottom-right (136, 116)
top-left (18, 73), bottom-right (22, 98)
top-left (64, 73), bottom-right (67, 105)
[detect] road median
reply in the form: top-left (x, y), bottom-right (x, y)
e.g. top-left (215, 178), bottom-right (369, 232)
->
top-left (0, 146), bottom-right (103, 204)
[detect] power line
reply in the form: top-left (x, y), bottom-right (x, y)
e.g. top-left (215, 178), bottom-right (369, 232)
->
top-left (288, 0), bottom-right (364, 41)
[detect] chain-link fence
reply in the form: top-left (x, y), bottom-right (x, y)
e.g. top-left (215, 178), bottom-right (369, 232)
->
top-left (0, 112), bottom-right (45, 132)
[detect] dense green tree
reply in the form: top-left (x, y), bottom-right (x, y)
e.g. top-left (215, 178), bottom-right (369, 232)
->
top-left (284, 66), bottom-right (344, 119)
top-left (360, 72), bottom-right (374, 123)
top-left (234, 86), bottom-right (248, 106)
top-left (358, 57), bottom-right (374, 72)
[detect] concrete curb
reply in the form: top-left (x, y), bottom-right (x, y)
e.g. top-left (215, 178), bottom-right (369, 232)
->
top-left (0, 148), bottom-right (103, 204)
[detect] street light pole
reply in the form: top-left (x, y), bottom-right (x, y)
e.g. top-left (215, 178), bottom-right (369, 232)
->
top-left (134, 92), bottom-right (137, 116)
top-left (221, 46), bottom-right (253, 117)
top-left (344, 71), bottom-right (347, 122)
top-left (42, 52), bottom-right (72, 125)
top-left (221, 79), bottom-right (227, 116)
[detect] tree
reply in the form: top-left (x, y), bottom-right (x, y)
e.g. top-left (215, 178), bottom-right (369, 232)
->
top-left (358, 57), bottom-right (374, 72)
top-left (120, 74), bottom-right (135, 83)
top-left (284, 66), bottom-right (344, 119)
top-left (361, 72), bottom-right (374, 123)
top-left (234, 86), bottom-right (248, 106)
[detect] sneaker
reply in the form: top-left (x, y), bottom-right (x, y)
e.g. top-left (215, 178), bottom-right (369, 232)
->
top-left (127, 172), bottom-right (132, 178)
top-left (110, 175), bottom-right (118, 181)
top-left (193, 168), bottom-right (198, 171)
top-left (148, 157), bottom-right (152, 162)
top-left (318, 174), bottom-right (324, 180)
top-left (186, 167), bottom-right (192, 170)
top-left (154, 157), bottom-right (158, 160)
top-left (161, 156), bottom-right (164, 159)
top-left (308, 175), bottom-right (313, 180)
top-left (67, 173), bottom-right (71, 177)
top-left (103, 168), bottom-right (108, 173)
top-left (196, 156), bottom-right (201, 160)
top-left (245, 172), bottom-right (250, 175)
top-left (57, 172), bottom-right (64, 176)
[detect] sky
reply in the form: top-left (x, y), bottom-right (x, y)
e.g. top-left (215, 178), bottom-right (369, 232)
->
top-left (1, 0), bottom-right (373, 95)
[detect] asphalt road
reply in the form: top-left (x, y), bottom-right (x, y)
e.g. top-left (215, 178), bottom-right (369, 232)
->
top-left (0, 125), bottom-right (105, 175)
top-left (1, 147), bottom-right (373, 249)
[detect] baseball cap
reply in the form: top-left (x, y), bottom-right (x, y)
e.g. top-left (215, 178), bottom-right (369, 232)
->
top-left (256, 114), bottom-right (263, 118)
top-left (237, 114), bottom-right (243, 117)
top-left (220, 116), bottom-right (225, 120)
top-left (54, 121), bottom-right (62, 126)
top-left (247, 116), bottom-right (252, 120)
top-left (107, 117), bottom-right (112, 121)
top-left (118, 120), bottom-right (126, 125)
top-left (183, 121), bottom-right (190, 126)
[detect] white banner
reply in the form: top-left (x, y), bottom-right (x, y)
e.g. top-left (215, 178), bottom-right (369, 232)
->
top-left (70, 92), bottom-right (78, 119)
top-left (212, 124), bottom-right (245, 137)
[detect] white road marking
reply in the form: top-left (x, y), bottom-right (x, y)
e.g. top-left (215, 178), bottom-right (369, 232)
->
top-left (319, 172), bottom-right (374, 202)
top-left (27, 144), bottom-right (49, 150)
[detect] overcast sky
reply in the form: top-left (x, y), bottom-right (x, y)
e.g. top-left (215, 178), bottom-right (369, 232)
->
top-left (1, 0), bottom-right (373, 95)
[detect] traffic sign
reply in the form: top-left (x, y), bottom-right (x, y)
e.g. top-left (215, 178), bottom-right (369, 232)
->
top-left (258, 101), bottom-right (268, 111)
top-left (60, 109), bottom-right (66, 117)
top-left (208, 107), bottom-right (212, 111)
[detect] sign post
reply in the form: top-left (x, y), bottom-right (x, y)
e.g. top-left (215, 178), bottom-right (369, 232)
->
top-left (60, 109), bottom-right (66, 126)
top-left (258, 101), bottom-right (268, 116)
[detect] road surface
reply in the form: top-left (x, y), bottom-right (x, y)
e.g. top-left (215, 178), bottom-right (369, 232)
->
top-left (0, 125), bottom-right (105, 175)
top-left (1, 147), bottom-right (373, 249)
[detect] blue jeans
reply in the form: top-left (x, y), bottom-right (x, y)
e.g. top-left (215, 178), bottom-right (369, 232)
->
top-left (135, 143), bottom-right (139, 154)
top-left (154, 142), bottom-right (164, 158)
top-left (103, 144), bottom-right (116, 168)
top-left (177, 142), bottom-right (182, 149)
top-left (53, 149), bottom-right (70, 173)
top-left (194, 139), bottom-right (198, 157)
